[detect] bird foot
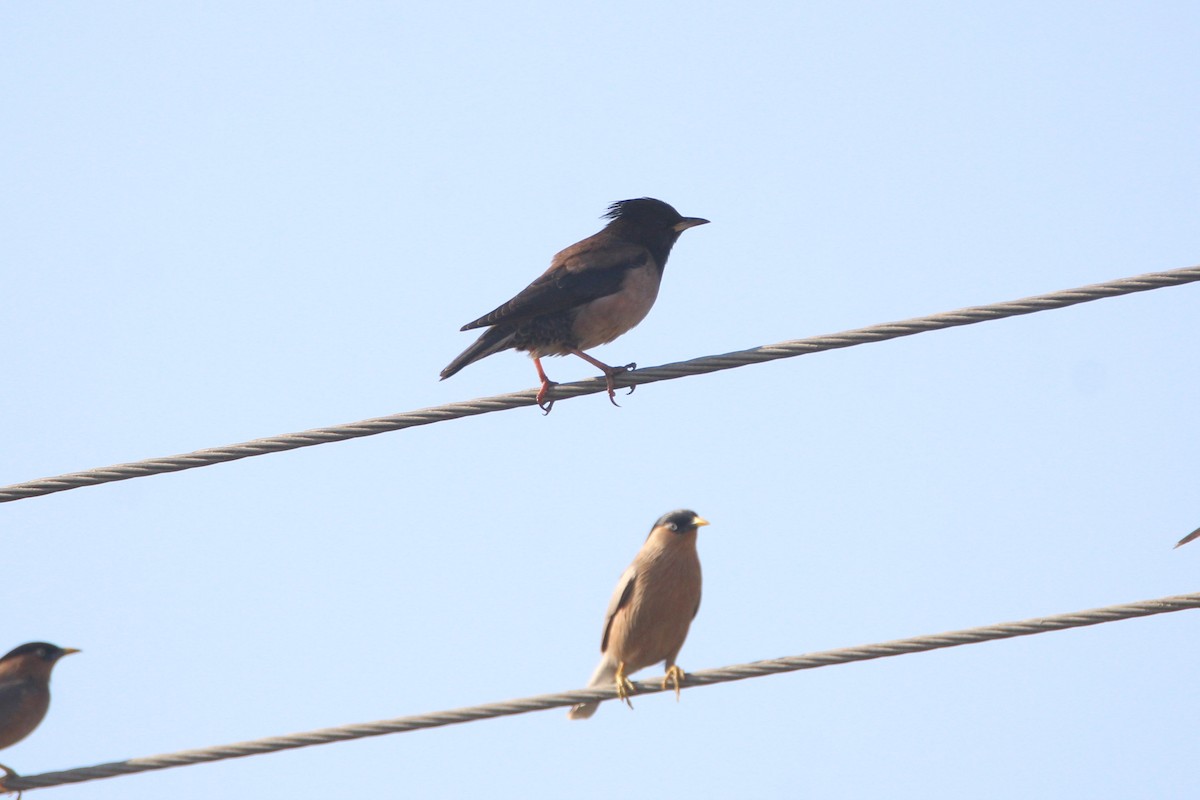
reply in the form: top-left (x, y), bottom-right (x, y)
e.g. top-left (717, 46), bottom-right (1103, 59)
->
top-left (662, 665), bottom-right (686, 701)
top-left (618, 363), bottom-right (637, 396)
top-left (0, 764), bottom-right (21, 799)
top-left (568, 350), bottom-right (637, 406)
top-left (600, 363), bottom-right (637, 407)
top-left (536, 379), bottom-right (558, 415)
top-left (614, 662), bottom-right (636, 709)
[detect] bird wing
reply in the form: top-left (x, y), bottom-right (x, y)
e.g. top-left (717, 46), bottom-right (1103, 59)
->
top-left (460, 236), bottom-right (651, 330)
top-left (0, 675), bottom-right (29, 719)
top-left (600, 564), bottom-right (638, 654)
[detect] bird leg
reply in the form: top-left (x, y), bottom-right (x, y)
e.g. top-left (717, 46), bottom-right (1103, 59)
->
top-left (0, 764), bottom-right (21, 799)
top-left (662, 665), bottom-right (686, 701)
top-left (614, 661), bottom-right (636, 709)
top-left (569, 350), bottom-right (636, 406)
top-left (532, 357), bottom-right (558, 414)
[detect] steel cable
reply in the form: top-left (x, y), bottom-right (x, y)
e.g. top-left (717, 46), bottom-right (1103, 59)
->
top-left (2, 264), bottom-right (1197, 504)
top-left (5, 590), bottom-right (1198, 792)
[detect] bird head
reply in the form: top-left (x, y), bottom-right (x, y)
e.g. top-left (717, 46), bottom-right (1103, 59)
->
top-left (603, 198), bottom-right (709, 235)
top-left (652, 509), bottom-right (710, 536)
top-left (0, 643), bottom-right (80, 680)
top-left (1, 643), bottom-right (80, 663)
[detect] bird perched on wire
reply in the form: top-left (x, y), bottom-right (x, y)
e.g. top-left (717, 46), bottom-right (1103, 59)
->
top-left (439, 198), bottom-right (709, 412)
top-left (1175, 526), bottom-right (1200, 548)
top-left (0, 643), bottom-right (79, 784)
top-left (568, 509), bottom-right (710, 720)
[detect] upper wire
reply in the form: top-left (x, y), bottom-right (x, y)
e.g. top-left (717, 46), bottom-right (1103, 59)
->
top-left (2, 264), bottom-right (1197, 504)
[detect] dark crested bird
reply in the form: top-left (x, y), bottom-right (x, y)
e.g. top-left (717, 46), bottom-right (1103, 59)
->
top-left (440, 198), bottom-right (709, 412)
top-left (568, 510), bottom-right (710, 720)
top-left (0, 643), bottom-right (79, 780)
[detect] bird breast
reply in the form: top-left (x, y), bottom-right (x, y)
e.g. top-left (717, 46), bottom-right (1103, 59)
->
top-left (0, 678), bottom-right (51, 749)
top-left (607, 540), bottom-right (701, 673)
top-left (570, 264), bottom-right (662, 351)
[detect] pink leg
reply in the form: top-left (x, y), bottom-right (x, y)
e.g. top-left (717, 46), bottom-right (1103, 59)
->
top-left (533, 357), bottom-right (557, 414)
top-left (569, 350), bottom-right (636, 406)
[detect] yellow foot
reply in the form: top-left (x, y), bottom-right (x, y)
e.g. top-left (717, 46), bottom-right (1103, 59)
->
top-left (662, 665), bottom-right (686, 701)
top-left (0, 764), bottom-right (22, 799)
top-left (614, 662), bottom-right (636, 709)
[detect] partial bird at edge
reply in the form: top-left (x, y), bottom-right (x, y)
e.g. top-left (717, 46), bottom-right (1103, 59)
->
top-left (1174, 526), bottom-right (1200, 548)
top-left (0, 643), bottom-right (79, 794)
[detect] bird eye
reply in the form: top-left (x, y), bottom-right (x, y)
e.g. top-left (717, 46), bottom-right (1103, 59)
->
top-left (668, 523), bottom-right (679, 532)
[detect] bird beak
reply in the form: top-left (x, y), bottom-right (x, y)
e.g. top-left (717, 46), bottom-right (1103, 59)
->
top-left (60, 648), bottom-right (81, 656)
top-left (693, 516), bottom-right (710, 527)
top-left (673, 217), bottom-right (709, 232)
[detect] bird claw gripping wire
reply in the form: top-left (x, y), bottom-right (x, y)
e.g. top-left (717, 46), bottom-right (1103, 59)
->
top-left (0, 765), bottom-right (22, 799)
top-left (662, 665), bottom-right (686, 701)
top-left (536, 380), bottom-right (559, 414)
top-left (616, 363), bottom-right (638, 398)
top-left (599, 362), bottom-right (637, 407)
top-left (535, 361), bottom-right (636, 413)
top-left (614, 662), bottom-right (637, 709)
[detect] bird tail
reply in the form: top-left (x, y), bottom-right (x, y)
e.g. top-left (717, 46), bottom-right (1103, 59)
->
top-left (439, 326), bottom-right (515, 381)
top-left (567, 658), bottom-right (618, 720)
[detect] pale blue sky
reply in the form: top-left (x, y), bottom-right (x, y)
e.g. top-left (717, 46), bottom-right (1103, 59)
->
top-left (2, 3), bottom-right (1198, 798)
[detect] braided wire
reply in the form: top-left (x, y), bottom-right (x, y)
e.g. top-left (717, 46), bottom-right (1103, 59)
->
top-left (2, 265), bottom-right (1197, 504)
top-left (4, 590), bottom-right (1198, 792)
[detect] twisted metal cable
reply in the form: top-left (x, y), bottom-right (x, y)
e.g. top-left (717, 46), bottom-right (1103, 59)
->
top-left (4, 590), bottom-right (1199, 792)
top-left (2, 264), bottom-right (1198, 504)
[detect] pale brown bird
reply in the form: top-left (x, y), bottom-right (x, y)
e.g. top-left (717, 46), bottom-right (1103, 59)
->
top-left (568, 509), bottom-right (710, 720)
top-left (440, 198), bottom-right (709, 412)
top-left (0, 643), bottom-right (79, 782)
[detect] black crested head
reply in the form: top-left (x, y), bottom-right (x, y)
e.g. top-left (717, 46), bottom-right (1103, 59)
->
top-left (601, 198), bottom-right (709, 267)
top-left (652, 509), bottom-right (710, 535)
top-left (604, 198), bottom-right (684, 225)
top-left (2, 642), bottom-right (77, 663)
